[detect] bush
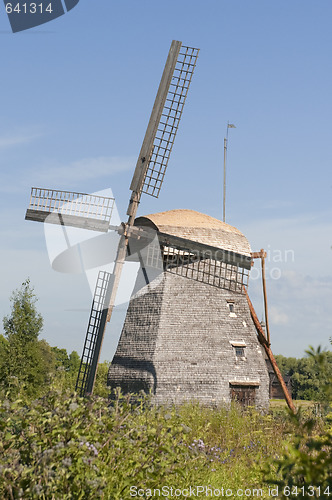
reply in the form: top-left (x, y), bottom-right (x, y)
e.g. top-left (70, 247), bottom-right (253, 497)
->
top-left (0, 389), bottom-right (194, 499)
top-left (0, 387), bottom-right (290, 499)
top-left (267, 346), bottom-right (332, 497)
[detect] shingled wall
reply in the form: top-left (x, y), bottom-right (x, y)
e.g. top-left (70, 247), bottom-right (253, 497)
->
top-left (108, 269), bottom-right (270, 409)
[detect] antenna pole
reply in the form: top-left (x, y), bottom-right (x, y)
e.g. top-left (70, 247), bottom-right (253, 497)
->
top-left (223, 136), bottom-right (227, 223)
top-left (223, 122), bottom-right (235, 223)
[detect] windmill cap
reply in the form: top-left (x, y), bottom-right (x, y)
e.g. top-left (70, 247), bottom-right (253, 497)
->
top-left (135, 209), bottom-right (251, 257)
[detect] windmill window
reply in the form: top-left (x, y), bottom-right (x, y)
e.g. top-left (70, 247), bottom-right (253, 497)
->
top-left (235, 346), bottom-right (245, 357)
top-left (227, 301), bottom-right (237, 317)
top-left (230, 341), bottom-right (246, 357)
top-left (228, 302), bottom-right (234, 312)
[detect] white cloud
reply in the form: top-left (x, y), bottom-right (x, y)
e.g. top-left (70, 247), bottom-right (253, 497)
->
top-left (269, 305), bottom-right (290, 325)
top-left (0, 155), bottom-right (135, 194)
top-left (32, 156), bottom-right (134, 187)
top-left (241, 212), bottom-right (332, 278)
top-left (249, 268), bottom-right (332, 356)
top-left (0, 131), bottom-right (41, 150)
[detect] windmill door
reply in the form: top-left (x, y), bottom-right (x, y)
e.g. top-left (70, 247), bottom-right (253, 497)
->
top-left (230, 385), bottom-right (256, 406)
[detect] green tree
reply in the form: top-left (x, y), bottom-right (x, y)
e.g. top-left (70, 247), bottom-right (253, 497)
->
top-left (94, 360), bottom-right (111, 398)
top-left (275, 351), bottom-right (332, 400)
top-left (51, 346), bottom-right (81, 390)
top-left (1, 279), bottom-right (54, 397)
top-left (268, 344), bottom-right (332, 496)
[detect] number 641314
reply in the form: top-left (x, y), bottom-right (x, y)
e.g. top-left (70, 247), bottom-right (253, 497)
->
top-left (5, 3), bottom-right (54, 14)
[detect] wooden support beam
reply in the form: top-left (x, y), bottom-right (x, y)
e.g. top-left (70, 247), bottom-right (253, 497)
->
top-left (251, 250), bottom-right (267, 259)
top-left (25, 209), bottom-right (109, 233)
top-left (244, 287), bottom-right (296, 414)
top-left (158, 232), bottom-right (253, 270)
top-left (260, 249), bottom-right (271, 346)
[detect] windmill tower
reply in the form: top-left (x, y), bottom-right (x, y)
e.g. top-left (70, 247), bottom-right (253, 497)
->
top-left (108, 210), bottom-right (271, 408)
top-left (24, 40), bottom-right (294, 412)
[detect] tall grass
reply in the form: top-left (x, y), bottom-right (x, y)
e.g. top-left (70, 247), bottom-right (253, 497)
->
top-left (0, 389), bottom-right (292, 499)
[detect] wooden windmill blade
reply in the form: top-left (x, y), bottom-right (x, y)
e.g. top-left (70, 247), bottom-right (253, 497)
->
top-left (128, 41), bottom-right (200, 208)
top-left (25, 187), bottom-right (115, 233)
top-left (76, 40), bottom-right (200, 396)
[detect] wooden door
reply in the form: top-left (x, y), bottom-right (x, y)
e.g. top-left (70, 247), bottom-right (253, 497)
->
top-left (230, 386), bottom-right (256, 406)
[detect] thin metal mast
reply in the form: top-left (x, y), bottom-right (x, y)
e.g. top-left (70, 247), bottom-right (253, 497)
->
top-left (223, 122), bottom-right (235, 223)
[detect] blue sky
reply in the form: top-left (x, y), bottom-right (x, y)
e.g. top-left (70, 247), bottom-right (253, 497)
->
top-left (0, 0), bottom-right (331, 360)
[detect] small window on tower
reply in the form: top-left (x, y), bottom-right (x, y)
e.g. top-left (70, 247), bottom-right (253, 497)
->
top-left (227, 301), bottom-right (237, 317)
top-left (235, 346), bottom-right (245, 357)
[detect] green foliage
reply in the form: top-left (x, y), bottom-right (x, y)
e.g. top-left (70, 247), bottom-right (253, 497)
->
top-left (0, 384), bottom-right (291, 499)
top-left (0, 280), bottom-right (55, 398)
top-left (0, 390), bottom-right (195, 499)
top-left (0, 281), bottom-right (87, 398)
top-left (93, 361), bottom-right (111, 398)
top-left (268, 345), bottom-right (332, 497)
top-left (275, 349), bottom-right (332, 401)
top-left (3, 279), bottom-right (43, 343)
top-left (50, 346), bottom-right (82, 391)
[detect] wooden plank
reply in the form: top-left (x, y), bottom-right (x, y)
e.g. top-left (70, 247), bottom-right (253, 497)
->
top-left (157, 231), bottom-right (252, 270)
top-left (125, 227), bottom-right (252, 269)
top-left (244, 287), bottom-right (296, 414)
top-left (251, 250), bottom-right (267, 259)
top-left (229, 381), bottom-right (260, 387)
top-left (25, 209), bottom-right (109, 233)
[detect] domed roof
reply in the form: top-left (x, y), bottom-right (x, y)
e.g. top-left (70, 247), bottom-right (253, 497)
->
top-left (135, 209), bottom-right (251, 256)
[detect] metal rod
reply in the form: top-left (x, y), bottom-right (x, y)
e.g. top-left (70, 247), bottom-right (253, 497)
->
top-left (223, 137), bottom-right (227, 223)
top-left (223, 122), bottom-right (235, 223)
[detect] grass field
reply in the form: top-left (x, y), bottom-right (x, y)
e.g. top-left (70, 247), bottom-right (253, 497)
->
top-left (0, 391), bottom-right (331, 499)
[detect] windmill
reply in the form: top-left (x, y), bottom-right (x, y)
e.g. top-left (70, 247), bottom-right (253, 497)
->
top-left (25, 40), bottom-right (294, 412)
top-left (25, 40), bottom-right (200, 397)
top-left (107, 209), bottom-right (294, 411)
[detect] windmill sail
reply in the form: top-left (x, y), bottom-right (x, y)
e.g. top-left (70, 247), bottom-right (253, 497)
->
top-left (75, 270), bottom-right (113, 396)
top-left (25, 187), bottom-right (114, 233)
top-left (129, 41), bottom-right (199, 199)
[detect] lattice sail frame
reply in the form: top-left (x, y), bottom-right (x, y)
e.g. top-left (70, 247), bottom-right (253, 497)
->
top-left (25, 187), bottom-right (115, 232)
top-left (143, 45), bottom-right (199, 197)
top-left (75, 271), bottom-right (112, 396)
top-left (162, 247), bottom-right (250, 293)
top-left (141, 233), bottom-right (251, 293)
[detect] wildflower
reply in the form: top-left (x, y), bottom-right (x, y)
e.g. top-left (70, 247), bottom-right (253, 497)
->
top-left (84, 441), bottom-right (99, 456)
top-left (69, 402), bottom-right (79, 411)
top-left (62, 457), bottom-right (72, 467)
top-left (3, 399), bottom-right (10, 410)
top-left (42, 448), bottom-right (54, 458)
top-left (87, 479), bottom-right (101, 488)
top-left (32, 484), bottom-right (43, 496)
